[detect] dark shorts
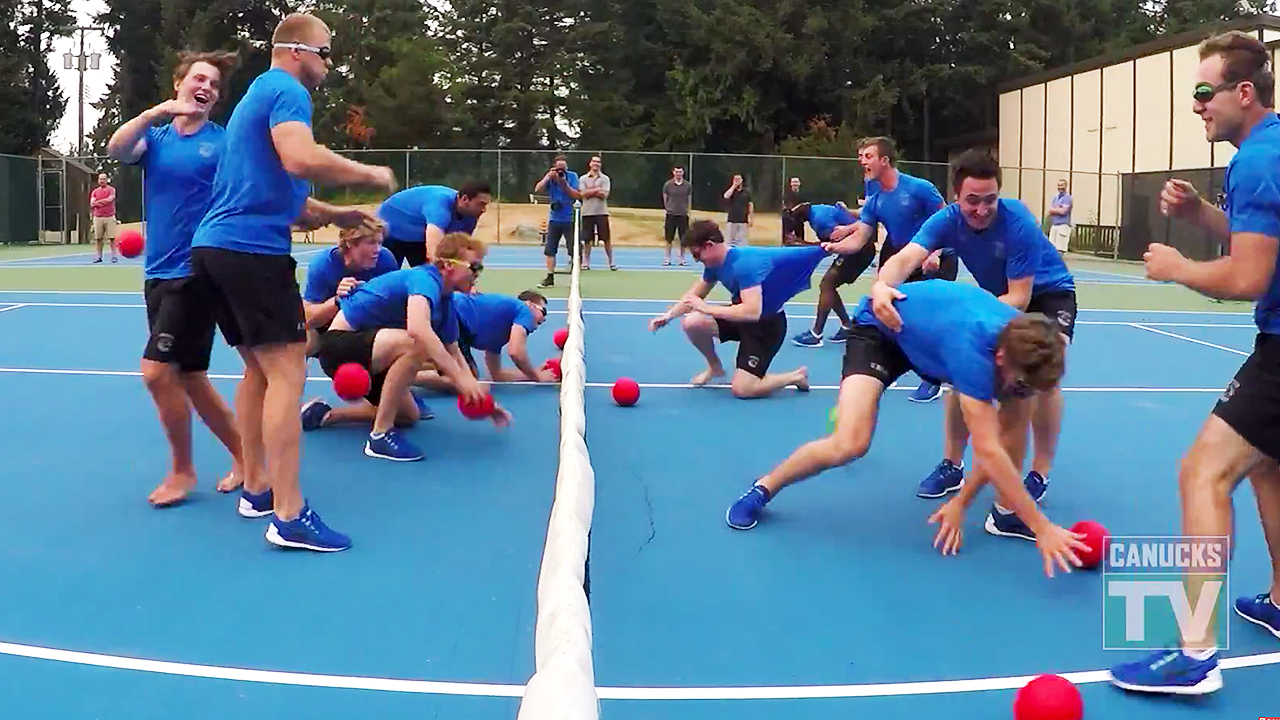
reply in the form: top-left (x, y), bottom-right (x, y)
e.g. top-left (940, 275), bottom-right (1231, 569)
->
top-left (825, 242), bottom-right (877, 286)
top-left (841, 323), bottom-right (945, 387)
top-left (191, 247), bottom-right (306, 349)
top-left (458, 321), bottom-right (480, 378)
top-left (387, 238), bottom-right (427, 268)
top-left (879, 241), bottom-right (960, 283)
top-left (143, 277), bottom-right (217, 373)
top-left (664, 214), bottom-right (689, 244)
top-left (1213, 332), bottom-right (1280, 461)
top-left (714, 311), bottom-right (788, 378)
top-left (317, 328), bottom-right (387, 405)
top-left (1027, 289), bottom-right (1078, 341)
top-left (544, 221), bottom-right (574, 257)
top-left (582, 215), bottom-right (610, 246)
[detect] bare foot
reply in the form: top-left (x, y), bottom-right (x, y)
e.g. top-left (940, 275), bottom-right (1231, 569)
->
top-left (793, 367), bottom-right (810, 392)
top-left (149, 472), bottom-right (197, 507)
top-left (216, 468), bottom-right (243, 493)
top-left (691, 366), bottom-right (725, 386)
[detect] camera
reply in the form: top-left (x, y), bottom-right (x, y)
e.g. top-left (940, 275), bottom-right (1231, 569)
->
top-left (556, 168), bottom-right (566, 177)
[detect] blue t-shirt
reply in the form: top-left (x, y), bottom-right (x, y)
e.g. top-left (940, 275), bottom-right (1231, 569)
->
top-left (547, 171), bottom-right (580, 223)
top-left (302, 246), bottom-right (400, 303)
top-left (852, 279), bottom-right (1018, 403)
top-left (857, 173), bottom-right (944, 249)
top-left (336, 265), bottom-right (458, 343)
top-left (132, 122), bottom-right (225, 280)
top-left (377, 186), bottom-right (479, 244)
top-left (701, 245), bottom-right (829, 316)
top-left (912, 200), bottom-right (1076, 297)
top-left (807, 204), bottom-right (857, 241)
top-left (453, 293), bottom-right (539, 352)
top-left (1222, 113), bottom-right (1280, 335)
top-left (191, 68), bottom-right (313, 256)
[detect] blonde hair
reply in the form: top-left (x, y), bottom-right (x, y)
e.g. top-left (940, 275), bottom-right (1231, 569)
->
top-left (338, 220), bottom-right (386, 253)
top-left (172, 50), bottom-right (240, 89)
top-left (435, 232), bottom-right (487, 262)
top-left (272, 13), bottom-right (328, 45)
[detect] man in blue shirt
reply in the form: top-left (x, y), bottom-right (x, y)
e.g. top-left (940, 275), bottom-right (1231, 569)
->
top-left (535, 155), bottom-right (581, 288)
top-left (377, 181), bottom-right (492, 267)
top-left (647, 220), bottom-right (828, 398)
top-left (783, 202), bottom-right (876, 343)
top-left (805, 137), bottom-right (950, 403)
top-left (308, 232), bottom-right (507, 462)
top-left (725, 280), bottom-right (1090, 579)
top-left (1109, 30), bottom-right (1280, 697)
top-left (106, 50), bottom-right (247, 509)
top-left (855, 150), bottom-right (1078, 516)
top-left (454, 290), bottom-right (558, 383)
top-left (189, 13), bottom-right (398, 553)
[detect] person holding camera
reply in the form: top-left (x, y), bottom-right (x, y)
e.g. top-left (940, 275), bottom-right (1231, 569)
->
top-left (536, 154), bottom-right (582, 288)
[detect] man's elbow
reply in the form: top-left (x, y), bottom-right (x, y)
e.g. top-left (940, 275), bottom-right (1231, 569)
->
top-left (279, 150), bottom-right (313, 178)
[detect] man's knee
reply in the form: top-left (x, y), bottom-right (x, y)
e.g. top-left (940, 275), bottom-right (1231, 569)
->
top-left (681, 312), bottom-right (714, 334)
top-left (141, 359), bottom-right (180, 392)
top-left (829, 425), bottom-right (871, 465)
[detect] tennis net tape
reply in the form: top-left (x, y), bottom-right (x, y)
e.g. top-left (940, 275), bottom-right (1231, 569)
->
top-left (517, 203), bottom-right (599, 720)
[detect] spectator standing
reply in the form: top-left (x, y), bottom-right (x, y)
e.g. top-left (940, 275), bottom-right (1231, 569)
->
top-left (580, 154), bottom-right (615, 270)
top-left (661, 166), bottom-right (692, 265)
top-left (535, 154), bottom-right (581, 288)
top-left (781, 176), bottom-right (804, 245)
top-left (90, 172), bottom-right (119, 263)
top-left (1047, 178), bottom-right (1073, 253)
top-left (722, 174), bottom-right (753, 246)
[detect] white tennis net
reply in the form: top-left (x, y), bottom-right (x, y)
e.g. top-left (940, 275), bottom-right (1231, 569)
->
top-left (516, 202), bottom-right (599, 720)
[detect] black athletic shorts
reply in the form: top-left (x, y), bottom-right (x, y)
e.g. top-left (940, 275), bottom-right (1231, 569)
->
top-left (544, 221), bottom-right (574, 257)
top-left (664, 214), bottom-right (689, 244)
top-left (142, 277), bottom-right (217, 373)
top-left (879, 241), bottom-right (960, 283)
top-left (457, 320), bottom-right (480, 378)
top-left (825, 242), bottom-right (877, 286)
top-left (1027, 289), bottom-right (1078, 341)
top-left (582, 215), bottom-right (610, 246)
top-left (387, 238), bottom-right (427, 268)
top-left (841, 323), bottom-right (945, 387)
top-left (715, 311), bottom-right (788, 378)
top-left (1213, 332), bottom-right (1280, 461)
top-left (191, 247), bottom-right (306, 349)
top-left (317, 328), bottom-right (387, 405)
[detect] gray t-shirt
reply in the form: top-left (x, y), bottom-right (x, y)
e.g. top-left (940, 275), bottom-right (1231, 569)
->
top-left (663, 179), bottom-right (691, 216)
top-left (580, 173), bottom-right (610, 216)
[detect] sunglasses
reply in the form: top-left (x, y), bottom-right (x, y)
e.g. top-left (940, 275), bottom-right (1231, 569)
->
top-left (444, 258), bottom-right (484, 274)
top-left (274, 42), bottom-right (331, 60)
top-left (1193, 80), bottom-right (1241, 103)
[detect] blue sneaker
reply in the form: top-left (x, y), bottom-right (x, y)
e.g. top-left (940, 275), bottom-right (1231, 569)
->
top-left (1108, 648), bottom-right (1222, 695)
top-left (238, 487), bottom-right (274, 518)
top-left (917, 459), bottom-right (964, 498)
top-left (984, 506), bottom-right (1036, 541)
top-left (300, 398), bottom-right (331, 431)
top-left (413, 394), bottom-right (434, 421)
top-left (1024, 470), bottom-right (1049, 503)
top-left (365, 429), bottom-right (425, 462)
top-left (727, 485), bottom-right (771, 530)
top-left (791, 330), bottom-right (822, 347)
top-left (829, 326), bottom-right (850, 343)
top-left (908, 381), bottom-right (943, 403)
top-left (1234, 592), bottom-right (1280, 640)
top-left (265, 504), bottom-right (351, 552)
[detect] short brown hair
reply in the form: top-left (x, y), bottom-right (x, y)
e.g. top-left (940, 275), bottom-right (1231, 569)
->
top-left (681, 219), bottom-right (724, 249)
top-left (436, 232), bottom-right (487, 262)
top-left (172, 50), bottom-right (240, 89)
top-left (857, 136), bottom-right (896, 164)
top-left (273, 13), bottom-right (328, 45)
top-left (338, 219), bottom-right (386, 252)
top-left (1199, 30), bottom-right (1275, 108)
top-left (998, 314), bottom-right (1067, 392)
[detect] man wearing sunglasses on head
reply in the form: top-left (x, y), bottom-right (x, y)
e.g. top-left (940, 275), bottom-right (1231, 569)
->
top-left (190, 12), bottom-right (398, 553)
top-left (1108, 30), bottom-right (1280, 698)
top-left (452, 290), bottom-right (559, 383)
top-left (725, 279), bottom-right (1090, 579)
top-left (840, 150), bottom-right (1076, 527)
top-left (314, 232), bottom-right (509, 463)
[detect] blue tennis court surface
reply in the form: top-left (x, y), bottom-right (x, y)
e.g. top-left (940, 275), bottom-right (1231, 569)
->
top-left (0, 243), bottom-right (1159, 285)
top-left (0, 290), bottom-right (1276, 719)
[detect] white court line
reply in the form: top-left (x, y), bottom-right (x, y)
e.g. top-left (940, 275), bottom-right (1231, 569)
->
top-left (1128, 323), bottom-right (1251, 357)
top-left (0, 368), bottom-right (1227, 393)
top-left (0, 303), bottom-right (27, 314)
top-left (0, 640), bottom-right (1275, 700)
top-left (0, 302), bottom-right (1257, 329)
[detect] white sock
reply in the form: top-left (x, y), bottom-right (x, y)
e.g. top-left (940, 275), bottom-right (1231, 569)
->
top-left (1182, 648), bottom-right (1216, 661)
top-left (995, 503), bottom-right (1014, 516)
